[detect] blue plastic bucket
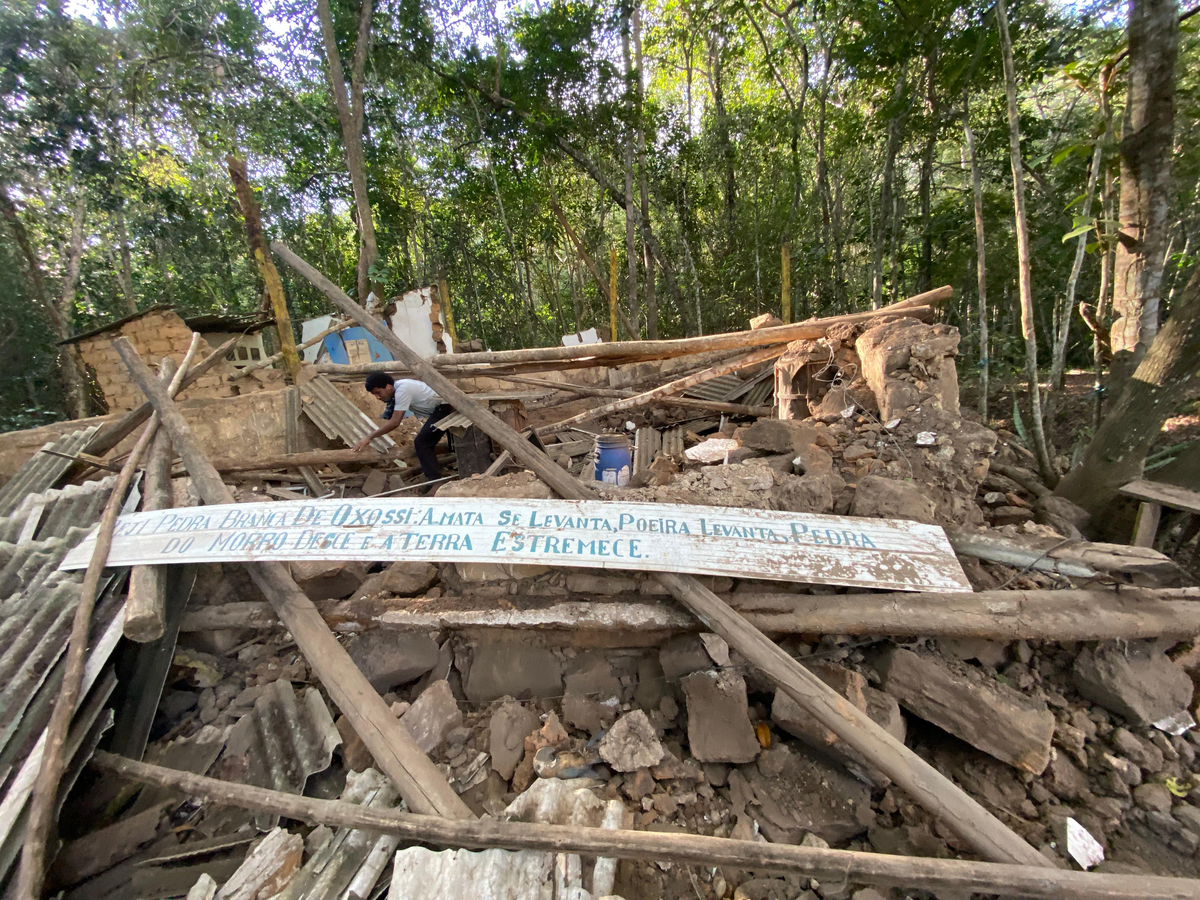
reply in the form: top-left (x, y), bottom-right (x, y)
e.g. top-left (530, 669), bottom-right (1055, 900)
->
top-left (594, 434), bottom-right (632, 486)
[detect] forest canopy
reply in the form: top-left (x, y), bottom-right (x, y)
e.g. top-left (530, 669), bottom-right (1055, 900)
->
top-left (0, 0), bottom-right (1197, 459)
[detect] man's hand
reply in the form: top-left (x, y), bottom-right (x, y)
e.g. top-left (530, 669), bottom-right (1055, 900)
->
top-left (352, 437), bottom-right (373, 452)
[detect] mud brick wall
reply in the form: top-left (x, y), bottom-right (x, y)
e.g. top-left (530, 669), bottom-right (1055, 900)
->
top-left (75, 309), bottom-right (245, 412)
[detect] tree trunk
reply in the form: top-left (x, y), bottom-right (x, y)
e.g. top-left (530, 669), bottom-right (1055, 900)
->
top-left (1057, 265), bottom-right (1200, 516)
top-left (1045, 138), bottom-right (1104, 429)
top-left (962, 96), bottom-right (989, 423)
top-left (113, 206), bottom-right (137, 314)
top-left (1109, 0), bottom-right (1179, 390)
top-left (621, 11), bottom-right (639, 336)
top-left (1093, 169), bottom-right (1115, 432)
top-left (873, 75), bottom-right (905, 310)
top-left (632, 6), bottom-right (657, 339)
top-left (997, 0), bottom-right (1055, 482)
top-left (316, 0), bottom-right (378, 302)
top-left (918, 50), bottom-right (938, 295)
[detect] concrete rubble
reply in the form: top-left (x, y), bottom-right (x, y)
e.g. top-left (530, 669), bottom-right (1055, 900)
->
top-left (4, 304), bottom-right (1200, 900)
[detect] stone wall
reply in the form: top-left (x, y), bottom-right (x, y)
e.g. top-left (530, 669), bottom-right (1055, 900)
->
top-left (75, 309), bottom-right (247, 412)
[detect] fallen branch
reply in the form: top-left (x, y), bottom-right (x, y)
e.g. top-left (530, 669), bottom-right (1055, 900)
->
top-left (19, 334), bottom-right (200, 899)
top-left (270, 242), bottom-right (1047, 868)
top-left (946, 527), bottom-right (1176, 581)
top-left (112, 336), bottom-right (472, 822)
top-left (92, 751), bottom-right (1192, 900)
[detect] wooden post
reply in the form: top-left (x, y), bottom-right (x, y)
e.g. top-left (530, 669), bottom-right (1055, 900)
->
top-left (18, 337), bottom-right (197, 899)
top-left (93, 751), bottom-right (1194, 900)
top-left (541, 345), bottom-right (781, 435)
top-left (270, 241), bottom-right (1049, 868)
top-left (608, 246), bottom-right (619, 340)
top-left (227, 155), bottom-right (300, 379)
top-left (112, 338), bottom-right (473, 822)
top-left (438, 278), bottom-right (458, 348)
top-left (781, 241), bottom-right (792, 324)
top-left (124, 338), bottom-right (202, 642)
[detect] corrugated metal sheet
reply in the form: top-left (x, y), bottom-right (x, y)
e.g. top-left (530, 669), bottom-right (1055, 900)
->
top-left (274, 768), bottom-right (400, 900)
top-left (299, 375), bottom-right (396, 453)
top-left (661, 426), bottom-right (685, 457)
top-left (224, 678), bottom-right (341, 830)
top-left (682, 374), bottom-right (743, 402)
top-left (633, 427), bottom-right (661, 476)
top-left (742, 375), bottom-right (774, 409)
top-left (0, 425), bottom-right (103, 517)
top-left (0, 472), bottom-right (128, 885)
top-left (432, 412), bottom-right (471, 432)
top-left (0, 477), bottom-right (117, 545)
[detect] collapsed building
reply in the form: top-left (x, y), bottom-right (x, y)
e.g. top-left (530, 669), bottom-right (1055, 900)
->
top-left (0, 277), bottom-right (1198, 900)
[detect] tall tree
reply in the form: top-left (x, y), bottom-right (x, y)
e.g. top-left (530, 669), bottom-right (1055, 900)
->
top-left (316, 0), bottom-right (378, 302)
top-left (1108, 0), bottom-right (1179, 388)
top-left (997, 0), bottom-right (1055, 481)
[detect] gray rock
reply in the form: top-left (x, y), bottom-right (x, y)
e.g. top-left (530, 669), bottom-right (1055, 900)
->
top-left (850, 475), bottom-right (937, 524)
top-left (350, 561), bottom-right (439, 600)
top-left (464, 642), bottom-right (563, 703)
top-left (682, 670), bottom-right (760, 764)
top-left (289, 559), bottom-right (367, 601)
top-left (1133, 782), bottom-right (1174, 815)
top-left (939, 638), bottom-right (1009, 669)
top-left (1175, 803), bottom-right (1200, 834)
top-left (400, 680), bottom-right (463, 754)
top-left (1044, 751), bottom-right (1091, 802)
top-left (1111, 727), bottom-right (1164, 772)
top-left (490, 701), bottom-right (539, 780)
top-left (599, 710), bottom-right (664, 772)
top-left (1074, 642), bottom-right (1194, 727)
top-left (659, 635), bottom-right (712, 681)
top-left (345, 631), bottom-right (440, 692)
top-left (876, 646), bottom-right (1054, 774)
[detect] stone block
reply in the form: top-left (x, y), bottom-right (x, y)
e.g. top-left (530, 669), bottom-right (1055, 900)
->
top-left (850, 474), bottom-right (938, 524)
top-left (400, 680), bottom-right (462, 753)
top-left (289, 559), bottom-right (367, 601)
top-left (876, 646), bottom-right (1054, 773)
top-left (682, 670), bottom-right (760, 764)
top-left (490, 701), bottom-right (540, 780)
top-left (345, 630), bottom-right (440, 692)
top-left (464, 642), bottom-right (563, 703)
top-left (350, 561), bottom-right (440, 600)
top-left (1073, 641), bottom-right (1194, 727)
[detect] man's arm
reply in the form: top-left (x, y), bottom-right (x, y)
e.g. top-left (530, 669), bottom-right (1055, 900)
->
top-left (352, 415), bottom-right (403, 452)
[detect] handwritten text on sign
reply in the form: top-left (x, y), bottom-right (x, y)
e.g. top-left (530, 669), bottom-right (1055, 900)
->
top-left (61, 498), bottom-right (971, 592)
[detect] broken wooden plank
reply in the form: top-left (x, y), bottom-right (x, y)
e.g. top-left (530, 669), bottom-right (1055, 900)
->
top-left (92, 751), bottom-right (1193, 900)
top-left (209, 447), bottom-right (405, 473)
top-left (112, 337), bottom-right (472, 823)
top-left (67, 497), bottom-right (972, 594)
top-left (269, 243), bottom-right (1047, 868)
top-left (48, 802), bottom-right (172, 888)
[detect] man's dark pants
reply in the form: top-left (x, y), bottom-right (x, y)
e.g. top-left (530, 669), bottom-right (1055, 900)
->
top-left (414, 404), bottom-right (455, 479)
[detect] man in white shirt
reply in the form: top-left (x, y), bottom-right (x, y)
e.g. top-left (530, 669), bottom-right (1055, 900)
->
top-left (353, 373), bottom-right (454, 479)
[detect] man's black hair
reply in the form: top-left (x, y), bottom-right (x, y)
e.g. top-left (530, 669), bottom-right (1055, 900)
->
top-left (364, 372), bottom-right (395, 392)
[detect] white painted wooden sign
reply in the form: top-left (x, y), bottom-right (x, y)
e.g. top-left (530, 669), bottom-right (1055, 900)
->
top-left (60, 498), bottom-right (971, 592)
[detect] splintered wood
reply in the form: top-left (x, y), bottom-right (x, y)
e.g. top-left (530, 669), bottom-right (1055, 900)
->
top-left (62, 497), bottom-right (971, 593)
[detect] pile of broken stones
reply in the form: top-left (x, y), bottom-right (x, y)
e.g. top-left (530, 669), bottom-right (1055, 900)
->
top-left (75, 316), bottom-right (1200, 898)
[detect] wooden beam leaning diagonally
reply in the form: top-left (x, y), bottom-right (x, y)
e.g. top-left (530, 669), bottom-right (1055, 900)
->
top-left (269, 241), bottom-right (1050, 869)
top-left (111, 337), bottom-right (473, 822)
top-left (93, 751), bottom-right (1200, 900)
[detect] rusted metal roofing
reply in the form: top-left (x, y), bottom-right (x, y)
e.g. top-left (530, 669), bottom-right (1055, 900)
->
top-left (0, 425), bottom-right (103, 517)
top-left (682, 374), bottom-right (743, 402)
top-left (224, 678), bottom-right (341, 830)
top-left (298, 375), bottom-right (396, 453)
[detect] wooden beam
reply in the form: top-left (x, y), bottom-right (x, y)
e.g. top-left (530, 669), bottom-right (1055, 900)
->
top-left (112, 337), bottom-right (473, 822)
top-left (124, 350), bottom-right (198, 643)
top-left (92, 751), bottom-right (1193, 900)
top-left (210, 447), bottom-right (405, 474)
top-left (306, 287), bottom-right (948, 374)
top-left (269, 242), bottom-right (1047, 869)
top-left (540, 346), bottom-right (780, 435)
